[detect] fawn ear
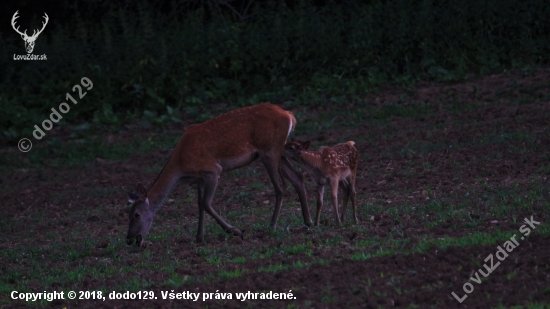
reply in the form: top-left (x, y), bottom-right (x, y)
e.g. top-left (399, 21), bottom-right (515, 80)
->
top-left (136, 183), bottom-right (148, 199)
top-left (301, 141), bottom-right (311, 150)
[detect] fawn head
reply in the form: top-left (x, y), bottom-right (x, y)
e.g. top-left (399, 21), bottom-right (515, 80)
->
top-left (283, 140), bottom-right (310, 159)
top-left (124, 183), bottom-right (154, 247)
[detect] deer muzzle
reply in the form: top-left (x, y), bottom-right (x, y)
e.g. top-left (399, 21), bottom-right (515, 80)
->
top-left (126, 234), bottom-right (143, 247)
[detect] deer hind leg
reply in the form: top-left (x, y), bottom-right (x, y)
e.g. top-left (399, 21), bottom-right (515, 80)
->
top-left (339, 179), bottom-right (350, 223)
top-left (279, 170), bottom-right (288, 195)
top-left (279, 156), bottom-right (312, 226)
top-left (201, 173), bottom-right (243, 238)
top-left (330, 178), bottom-right (342, 226)
top-left (315, 185), bottom-right (325, 226)
top-left (261, 155), bottom-right (285, 229)
top-left (196, 183), bottom-right (206, 243)
top-left (350, 175), bottom-right (358, 224)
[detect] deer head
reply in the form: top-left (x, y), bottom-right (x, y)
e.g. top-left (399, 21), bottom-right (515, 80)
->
top-left (11, 11), bottom-right (49, 54)
top-left (283, 140), bottom-right (310, 160)
top-left (125, 183), bottom-right (155, 247)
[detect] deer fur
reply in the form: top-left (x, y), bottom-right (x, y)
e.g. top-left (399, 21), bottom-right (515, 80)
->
top-left (124, 103), bottom-right (313, 246)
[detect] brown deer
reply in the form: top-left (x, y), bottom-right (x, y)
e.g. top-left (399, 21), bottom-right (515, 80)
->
top-left (283, 140), bottom-right (358, 226)
top-left (124, 103), bottom-right (312, 246)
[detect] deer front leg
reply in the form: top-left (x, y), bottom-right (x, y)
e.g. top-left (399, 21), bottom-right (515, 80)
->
top-left (201, 173), bottom-right (243, 238)
top-left (196, 183), bottom-right (205, 243)
top-left (330, 178), bottom-right (341, 226)
top-left (315, 185), bottom-right (325, 226)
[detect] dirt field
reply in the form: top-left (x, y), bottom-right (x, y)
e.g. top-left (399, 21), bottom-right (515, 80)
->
top-left (1, 69), bottom-right (550, 308)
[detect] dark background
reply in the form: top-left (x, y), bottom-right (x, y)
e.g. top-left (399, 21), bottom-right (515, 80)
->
top-left (1, 0), bottom-right (549, 144)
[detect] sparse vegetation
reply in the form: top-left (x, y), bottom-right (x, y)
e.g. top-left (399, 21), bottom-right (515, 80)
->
top-left (2, 0), bottom-right (550, 308)
top-left (2, 68), bottom-right (550, 306)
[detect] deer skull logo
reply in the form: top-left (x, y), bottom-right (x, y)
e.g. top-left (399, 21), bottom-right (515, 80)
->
top-left (11, 11), bottom-right (49, 54)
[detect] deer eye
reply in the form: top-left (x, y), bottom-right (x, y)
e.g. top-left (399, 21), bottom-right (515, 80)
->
top-left (134, 212), bottom-right (140, 218)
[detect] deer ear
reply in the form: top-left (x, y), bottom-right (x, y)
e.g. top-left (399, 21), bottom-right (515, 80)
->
top-left (136, 183), bottom-right (148, 199)
top-left (301, 141), bottom-right (311, 150)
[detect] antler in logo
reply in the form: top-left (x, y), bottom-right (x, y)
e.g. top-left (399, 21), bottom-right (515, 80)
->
top-left (11, 11), bottom-right (49, 54)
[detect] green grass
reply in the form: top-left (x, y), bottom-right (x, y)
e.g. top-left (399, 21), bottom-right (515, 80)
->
top-left (228, 256), bottom-right (246, 264)
top-left (2, 69), bottom-right (550, 308)
top-left (258, 263), bottom-right (289, 273)
top-left (495, 303), bottom-right (550, 309)
top-left (218, 269), bottom-right (244, 279)
top-left (164, 273), bottom-right (190, 287)
top-left (2, 131), bottom-right (181, 169)
top-left (283, 243), bottom-right (310, 255)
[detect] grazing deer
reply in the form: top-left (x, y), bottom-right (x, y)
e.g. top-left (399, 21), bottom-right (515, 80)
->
top-left (284, 140), bottom-right (358, 226)
top-left (11, 11), bottom-right (49, 54)
top-left (124, 103), bottom-right (312, 246)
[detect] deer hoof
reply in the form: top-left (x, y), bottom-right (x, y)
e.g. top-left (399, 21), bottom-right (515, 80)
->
top-left (234, 228), bottom-right (242, 237)
top-left (227, 227), bottom-right (243, 238)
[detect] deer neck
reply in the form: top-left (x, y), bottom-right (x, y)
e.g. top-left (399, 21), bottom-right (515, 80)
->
top-left (147, 160), bottom-right (181, 213)
top-left (297, 151), bottom-right (323, 171)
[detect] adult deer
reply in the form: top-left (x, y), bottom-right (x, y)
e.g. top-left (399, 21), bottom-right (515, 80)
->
top-left (125, 103), bottom-right (312, 246)
top-left (11, 11), bottom-right (49, 54)
top-left (283, 140), bottom-right (359, 226)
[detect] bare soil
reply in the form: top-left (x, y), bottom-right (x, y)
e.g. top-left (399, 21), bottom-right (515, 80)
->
top-left (2, 69), bottom-right (550, 308)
